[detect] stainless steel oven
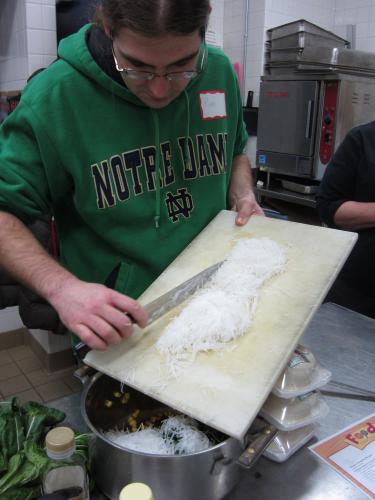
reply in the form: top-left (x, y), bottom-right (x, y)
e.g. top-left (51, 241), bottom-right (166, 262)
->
top-left (256, 73), bottom-right (375, 182)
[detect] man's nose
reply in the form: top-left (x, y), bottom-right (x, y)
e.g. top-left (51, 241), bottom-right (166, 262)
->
top-left (148, 75), bottom-right (171, 98)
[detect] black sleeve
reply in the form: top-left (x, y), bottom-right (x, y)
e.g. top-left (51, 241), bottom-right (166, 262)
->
top-left (316, 129), bottom-right (364, 228)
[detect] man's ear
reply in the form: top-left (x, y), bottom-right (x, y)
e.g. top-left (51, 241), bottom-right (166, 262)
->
top-left (103, 22), bottom-right (111, 39)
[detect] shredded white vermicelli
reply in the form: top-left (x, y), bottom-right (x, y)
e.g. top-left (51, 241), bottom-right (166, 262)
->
top-left (156, 237), bottom-right (286, 375)
top-left (104, 415), bottom-right (212, 455)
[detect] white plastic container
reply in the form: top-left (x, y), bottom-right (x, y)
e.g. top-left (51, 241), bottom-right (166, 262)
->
top-left (272, 345), bottom-right (331, 398)
top-left (260, 390), bottom-right (329, 431)
top-left (263, 424), bottom-right (316, 462)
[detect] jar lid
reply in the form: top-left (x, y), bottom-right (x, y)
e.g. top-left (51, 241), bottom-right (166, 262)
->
top-left (45, 426), bottom-right (75, 454)
top-left (119, 483), bottom-right (153, 500)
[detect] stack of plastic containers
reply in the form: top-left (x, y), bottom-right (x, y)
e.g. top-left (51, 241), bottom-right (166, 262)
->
top-left (260, 344), bottom-right (331, 462)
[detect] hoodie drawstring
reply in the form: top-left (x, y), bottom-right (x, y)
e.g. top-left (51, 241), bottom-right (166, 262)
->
top-left (183, 90), bottom-right (191, 171)
top-left (151, 91), bottom-right (191, 229)
top-left (151, 110), bottom-right (161, 229)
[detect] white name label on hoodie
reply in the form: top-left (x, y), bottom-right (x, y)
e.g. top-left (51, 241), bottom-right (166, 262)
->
top-left (199, 91), bottom-right (227, 120)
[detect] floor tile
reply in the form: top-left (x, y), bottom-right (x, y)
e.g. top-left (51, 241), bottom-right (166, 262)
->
top-left (63, 373), bottom-right (83, 393)
top-left (8, 344), bottom-right (34, 361)
top-left (26, 366), bottom-right (75, 386)
top-left (0, 374), bottom-right (31, 397)
top-left (0, 350), bottom-right (13, 365)
top-left (26, 369), bottom-right (50, 387)
top-left (36, 380), bottom-right (72, 403)
top-left (0, 361), bottom-right (21, 381)
top-left (11, 388), bottom-right (43, 404)
top-left (16, 353), bottom-right (43, 374)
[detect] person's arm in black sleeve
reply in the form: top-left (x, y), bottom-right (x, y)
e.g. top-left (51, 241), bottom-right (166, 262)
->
top-left (316, 128), bottom-right (362, 228)
top-left (317, 124), bottom-right (375, 231)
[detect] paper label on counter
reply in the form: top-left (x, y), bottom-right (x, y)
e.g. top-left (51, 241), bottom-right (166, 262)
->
top-left (310, 412), bottom-right (375, 499)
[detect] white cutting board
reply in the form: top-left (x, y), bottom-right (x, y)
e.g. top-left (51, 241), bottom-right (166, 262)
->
top-left (85, 210), bottom-right (357, 440)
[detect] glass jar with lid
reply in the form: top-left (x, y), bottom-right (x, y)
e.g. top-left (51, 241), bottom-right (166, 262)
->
top-left (43, 426), bottom-right (89, 500)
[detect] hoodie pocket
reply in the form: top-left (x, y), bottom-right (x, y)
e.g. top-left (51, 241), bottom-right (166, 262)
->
top-left (105, 261), bottom-right (134, 295)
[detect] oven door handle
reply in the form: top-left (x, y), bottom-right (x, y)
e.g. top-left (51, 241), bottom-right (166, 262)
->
top-left (305, 99), bottom-right (314, 139)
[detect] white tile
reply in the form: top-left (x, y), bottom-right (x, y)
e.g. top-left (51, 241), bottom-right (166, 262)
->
top-left (244, 76), bottom-right (261, 94)
top-left (28, 53), bottom-right (45, 75)
top-left (2, 79), bottom-right (27, 91)
top-left (369, 21), bottom-right (375, 36)
top-left (245, 136), bottom-right (257, 166)
top-left (8, 56), bottom-right (28, 81)
top-left (27, 28), bottom-right (44, 54)
top-left (42, 4), bottom-right (56, 30)
top-left (247, 28), bottom-right (266, 47)
top-left (252, 0), bottom-right (266, 13)
top-left (358, 6), bottom-right (372, 23)
top-left (17, 30), bottom-right (28, 57)
top-left (27, 28), bottom-right (57, 55)
top-left (356, 22), bottom-right (369, 39)
top-left (0, 307), bottom-right (23, 332)
top-left (230, 47), bottom-right (243, 62)
top-left (365, 35), bottom-right (375, 52)
top-left (249, 10), bottom-right (266, 30)
top-left (356, 38), bottom-right (368, 51)
top-left (26, 2), bottom-right (43, 30)
top-left (43, 54), bottom-right (57, 66)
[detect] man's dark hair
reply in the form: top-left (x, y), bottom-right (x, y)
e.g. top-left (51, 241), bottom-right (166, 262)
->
top-left (94, 0), bottom-right (210, 37)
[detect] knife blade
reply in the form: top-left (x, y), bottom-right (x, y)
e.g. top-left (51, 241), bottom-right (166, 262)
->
top-left (143, 260), bottom-right (222, 325)
top-left (74, 261), bottom-right (222, 360)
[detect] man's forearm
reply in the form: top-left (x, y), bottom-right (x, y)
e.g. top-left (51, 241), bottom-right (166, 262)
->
top-left (0, 211), bottom-right (79, 303)
top-left (228, 154), bottom-right (254, 205)
top-left (334, 201), bottom-right (375, 230)
top-left (0, 211), bottom-right (148, 349)
top-left (228, 154), bottom-right (263, 225)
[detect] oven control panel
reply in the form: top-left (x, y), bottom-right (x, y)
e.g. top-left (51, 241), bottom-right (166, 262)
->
top-left (319, 81), bottom-right (338, 165)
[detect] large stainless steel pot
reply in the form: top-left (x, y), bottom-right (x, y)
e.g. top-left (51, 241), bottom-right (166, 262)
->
top-left (81, 372), bottom-right (275, 500)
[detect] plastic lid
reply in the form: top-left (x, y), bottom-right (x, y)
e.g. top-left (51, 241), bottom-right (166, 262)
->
top-left (263, 424), bottom-right (316, 462)
top-left (272, 345), bottom-right (332, 398)
top-left (45, 426), bottom-right (75, 454)
top-left (260, 390), bottom-right (330, 431)
top-left (119, 483), bottom-right (153, 500)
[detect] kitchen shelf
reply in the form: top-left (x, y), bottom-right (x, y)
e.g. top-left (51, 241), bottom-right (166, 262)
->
top-left (255, 185), bottom-right (317, 208)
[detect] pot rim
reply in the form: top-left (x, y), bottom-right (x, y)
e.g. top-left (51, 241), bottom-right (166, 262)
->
top-left (81, 372), bottom-right (237, 459)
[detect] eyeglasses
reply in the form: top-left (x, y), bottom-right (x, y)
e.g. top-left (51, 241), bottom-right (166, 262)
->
top-left (112, 42), bottom-right (206, 82)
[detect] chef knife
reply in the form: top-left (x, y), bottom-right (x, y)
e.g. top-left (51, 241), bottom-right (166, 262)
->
top-left (74, 261), bottom-right (222, 360)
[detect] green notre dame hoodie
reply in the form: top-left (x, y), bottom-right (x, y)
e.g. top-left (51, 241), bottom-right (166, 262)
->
top-left (0, 25), bottom-right (248, 299)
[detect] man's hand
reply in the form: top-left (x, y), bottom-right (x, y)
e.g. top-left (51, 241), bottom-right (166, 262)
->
top-left (232, 192), bottom-right (264, 226)
top-left (0, 212), bottom-right (148, 351)
top-left (48, 278), bottom-right (148, 350)
top-left (228, 154), bottom-right (264, 226)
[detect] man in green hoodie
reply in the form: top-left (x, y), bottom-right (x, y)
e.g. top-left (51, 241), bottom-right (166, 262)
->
top-left (0, 0), bottom-right (262, 350)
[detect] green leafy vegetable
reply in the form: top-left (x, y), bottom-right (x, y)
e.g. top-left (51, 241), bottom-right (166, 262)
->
top-left (0, 452), bottom-right (25, 493)
top-left (1, 484), bottom-right (42, 500)
top-left (0, 451), bottom-right (7, 473)
top-left (0, 397), bottom-right (93, 499)
top-left (22, 401), bottom-right (65, 442)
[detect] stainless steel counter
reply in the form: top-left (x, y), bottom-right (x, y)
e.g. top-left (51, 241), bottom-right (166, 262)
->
top-left (51, 302), bottom-right (375, 499)
top-left (231, 302), bottom-right (375, 500)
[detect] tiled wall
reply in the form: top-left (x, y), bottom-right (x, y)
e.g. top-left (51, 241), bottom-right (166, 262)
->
top-left (0, 0), bottom-right (56, 92)
top-left (208, 0), bottom-right (225, 47)
top-left (334, 0), bottom-right (375, 51)
top-left (0, 0), bottom-right (28, 91)
top-left (26, 0), bottom-right (57, 77)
